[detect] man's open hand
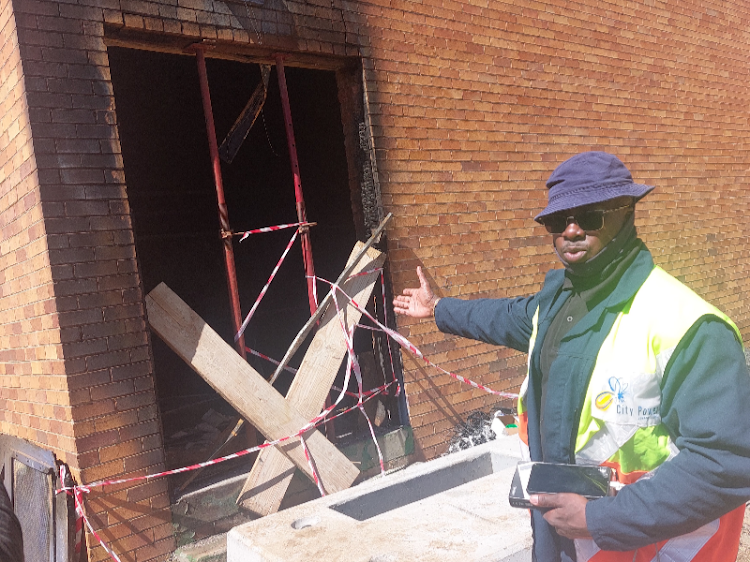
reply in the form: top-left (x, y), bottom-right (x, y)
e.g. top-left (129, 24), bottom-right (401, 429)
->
top-left (530, 493), bottom-right (592, 539)
top-left (393, 266), bottom-right (439, 319)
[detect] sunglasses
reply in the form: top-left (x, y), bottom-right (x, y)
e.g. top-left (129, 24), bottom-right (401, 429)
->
top-left (537, 204), bottom-right (633, 234)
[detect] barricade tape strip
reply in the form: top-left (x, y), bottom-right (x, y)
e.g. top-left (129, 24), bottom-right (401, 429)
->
top-left (246, 347), bottom-right (299, 375)
top-left (238, 221), bottom-right (313, 241)
top-left (299, 436), bottom-right (327, 496)
top-left (59, 466), bottom-right (121, 562)
top-left (246, 350), bottom-right (388, 399)
top-left (55, 383), bottom-right (395, 562)
top-left (59, 466), bottom-right (85, 557)
top-left (358, 403), bottom-right (386, 474)
top-left (331, 383), bottom-right (389, 400)
top-left (56, 383), bottom-right (390, 494)
top-left (58, 267), bottom-right (518, 562)
top-left (235, 227), bottom-right (300, 342)
top-left (315, 276), bottom-right (519, 400)
top-left (380, 270), bottom-right (400, 396)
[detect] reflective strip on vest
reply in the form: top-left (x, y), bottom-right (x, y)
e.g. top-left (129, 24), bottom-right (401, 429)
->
top-left (517, 307), bottom-right (539, 456)
top-left (575, 503), bottom-right (746, 562)
top-left (575, 519), bottom-right (718, 562)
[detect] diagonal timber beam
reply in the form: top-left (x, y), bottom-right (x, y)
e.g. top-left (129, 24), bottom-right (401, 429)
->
top-left (237, 241), bottom-right (386, 515)
top-left (145, 283), bottom-right (359, 494)
top-left (218, 64), bottom-right (271, 164)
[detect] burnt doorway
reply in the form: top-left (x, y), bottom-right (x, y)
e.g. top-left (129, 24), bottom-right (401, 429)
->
top-left (108, 47), bottom-right (403, 482)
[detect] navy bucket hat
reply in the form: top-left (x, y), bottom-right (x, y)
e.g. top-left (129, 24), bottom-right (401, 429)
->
top-left (535, 151), bottom-right (654, 221)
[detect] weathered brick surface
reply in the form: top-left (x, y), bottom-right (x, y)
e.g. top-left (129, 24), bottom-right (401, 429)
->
top-left (0, 0), bottom-right (75, 460)
top-left (357, 0), bottom-right (750, 459)
top-left (3, 0), bottom-right (750, 558)
top-left (2, 0), bottom-right (174, 559)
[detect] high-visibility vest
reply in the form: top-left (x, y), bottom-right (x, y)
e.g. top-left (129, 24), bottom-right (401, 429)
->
top-left (518, 266), bottom-right (745, 561)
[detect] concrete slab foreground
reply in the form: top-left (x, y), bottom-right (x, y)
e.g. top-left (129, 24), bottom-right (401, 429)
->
top-left (227, 434), bottom-right (532, 562)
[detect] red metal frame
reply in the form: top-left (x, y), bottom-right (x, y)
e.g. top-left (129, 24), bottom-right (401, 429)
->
top-left (192, 47), bottom-right (334, 441)
top-left (275, 55), bottom-right (318, 316)
top-left (276, 55), bottom-right (339, 440)
top-left (193, 46), bottom-right (248, 360)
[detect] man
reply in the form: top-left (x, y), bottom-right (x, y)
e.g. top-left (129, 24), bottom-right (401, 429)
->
top-left (393, 151), bottom-right (750, 561)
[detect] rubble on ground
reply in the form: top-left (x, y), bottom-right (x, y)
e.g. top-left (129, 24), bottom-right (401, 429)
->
top-left (446, 408), bottom-right (517, 455)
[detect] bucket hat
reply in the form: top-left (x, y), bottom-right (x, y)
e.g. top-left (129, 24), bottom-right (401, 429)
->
top-left (535, 151), bottom-right (654, 221)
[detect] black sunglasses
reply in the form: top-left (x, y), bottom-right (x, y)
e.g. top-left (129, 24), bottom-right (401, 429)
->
top-left (537, 204), bottom-right (633, 234)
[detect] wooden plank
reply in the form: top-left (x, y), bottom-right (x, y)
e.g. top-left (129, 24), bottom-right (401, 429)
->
top-left (218, 65), bottom-right (270, 164)
top-left (238, 242), bottom-right (385, 515)
top-left (269, 213), bottom-right (392, 383)
top-left (145, 283), bottom-right (359, 494)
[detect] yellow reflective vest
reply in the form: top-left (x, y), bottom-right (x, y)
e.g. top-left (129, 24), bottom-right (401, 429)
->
top-left (518, 267), bottom-right (745, 562)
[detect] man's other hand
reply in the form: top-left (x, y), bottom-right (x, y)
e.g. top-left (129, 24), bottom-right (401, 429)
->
top-left (393, 266), bottom-right (439, 319)
top-left (529, 493), bottom-right (592, 540)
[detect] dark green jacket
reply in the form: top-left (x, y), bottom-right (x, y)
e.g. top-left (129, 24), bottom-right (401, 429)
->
top-left (435, 245), bottom-right (750, 561)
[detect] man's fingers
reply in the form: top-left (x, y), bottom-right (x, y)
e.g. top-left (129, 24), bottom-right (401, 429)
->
top-left (416, 266), bottom-right (429, 289)
top-left (529, 494), bottom-right (562, 509)
top-left (392, 267), bottom-right (435, 319)
top-left (392, 297), bottom-right (411, 309)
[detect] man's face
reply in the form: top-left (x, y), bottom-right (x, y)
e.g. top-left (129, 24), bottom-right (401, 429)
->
top-left (547, 197), bottom-right (634, 267)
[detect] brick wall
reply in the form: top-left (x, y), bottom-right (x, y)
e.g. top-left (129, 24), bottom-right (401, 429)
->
top-left (0, 0), bottom-right (72, 457)
top-left (3, 0), bottom-right (174, 559)
top-left (3, 0), bottom-right (750, 559)
top-left (370, 0), bottom-right (750, 458)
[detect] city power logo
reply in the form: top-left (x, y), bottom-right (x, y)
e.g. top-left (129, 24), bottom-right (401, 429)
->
top-left (594, 375), bottom-right (660, 425)
top-left (595, 376), bottom-right (627, 412)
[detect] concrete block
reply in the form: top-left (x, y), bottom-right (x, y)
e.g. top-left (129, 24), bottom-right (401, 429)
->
top-left (227, 434), bottom-right (531, 562)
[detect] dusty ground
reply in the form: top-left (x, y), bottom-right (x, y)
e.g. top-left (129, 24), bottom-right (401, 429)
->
top-left (739, 504), bottom-right (750, 561)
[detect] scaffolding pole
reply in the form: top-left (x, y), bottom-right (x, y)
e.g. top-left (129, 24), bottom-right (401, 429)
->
top-left (193, 46), bottom-right (248, 360)
top-left (275, 55), bottom-right (318, 316)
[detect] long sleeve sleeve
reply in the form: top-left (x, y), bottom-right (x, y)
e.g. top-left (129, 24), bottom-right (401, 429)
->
top-left (586, 318), bottom-right (750, 549)
top-left (434, 293), bottom-right (540, 353)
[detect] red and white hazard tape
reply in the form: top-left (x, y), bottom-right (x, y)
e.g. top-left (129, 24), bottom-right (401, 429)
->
top-left (246, 347), bottom-right (299, 375)
top-left (55, 382), bottom-right (392, 562)
top-left (331, 383), bottom-right (389, 400)
top-left (59, 465), bottom-right (85, 558)
top-left (380, 270), bottom-right (400, 396)
top-left (56, 383), bottom-right (389, 496)
top-left (237, 221), bottom-right (313, 241)
top-left (317, 276), bottom-right (518, 400)
top-left (247, 345), bottom-right (389, 404)
top-left (57, 266), bottom-right (517, 562)
top-left (299, 436), bottom-right (326, 496)
top-left (59, 466), bottom-right (122, 562)
top-left (235, 227), bottom-right (300, 342)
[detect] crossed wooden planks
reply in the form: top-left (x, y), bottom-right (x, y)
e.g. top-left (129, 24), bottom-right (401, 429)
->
top-left (146, 241), bottom-right (384, 509)
top-left (237, 242), bottom-right (386, 514)
top-left (146, 283), bottom-right (359, 495)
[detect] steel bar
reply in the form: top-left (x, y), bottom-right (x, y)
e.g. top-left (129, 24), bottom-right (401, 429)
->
top-left (219, 65), bottom-right (271, 164)
top-left (275, 55), bottom-right (317, 316)
top-left (193, 46), bottom-right (248, 360)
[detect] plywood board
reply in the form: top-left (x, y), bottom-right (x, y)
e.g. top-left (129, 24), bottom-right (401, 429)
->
top-left (145, 283), bottom-right (359, 494)
top-left (238, 242), bottom-right (385, 515)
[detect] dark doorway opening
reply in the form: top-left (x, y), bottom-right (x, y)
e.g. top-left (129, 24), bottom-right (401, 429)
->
top-left (108, 47), bottom-right (403, 484)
